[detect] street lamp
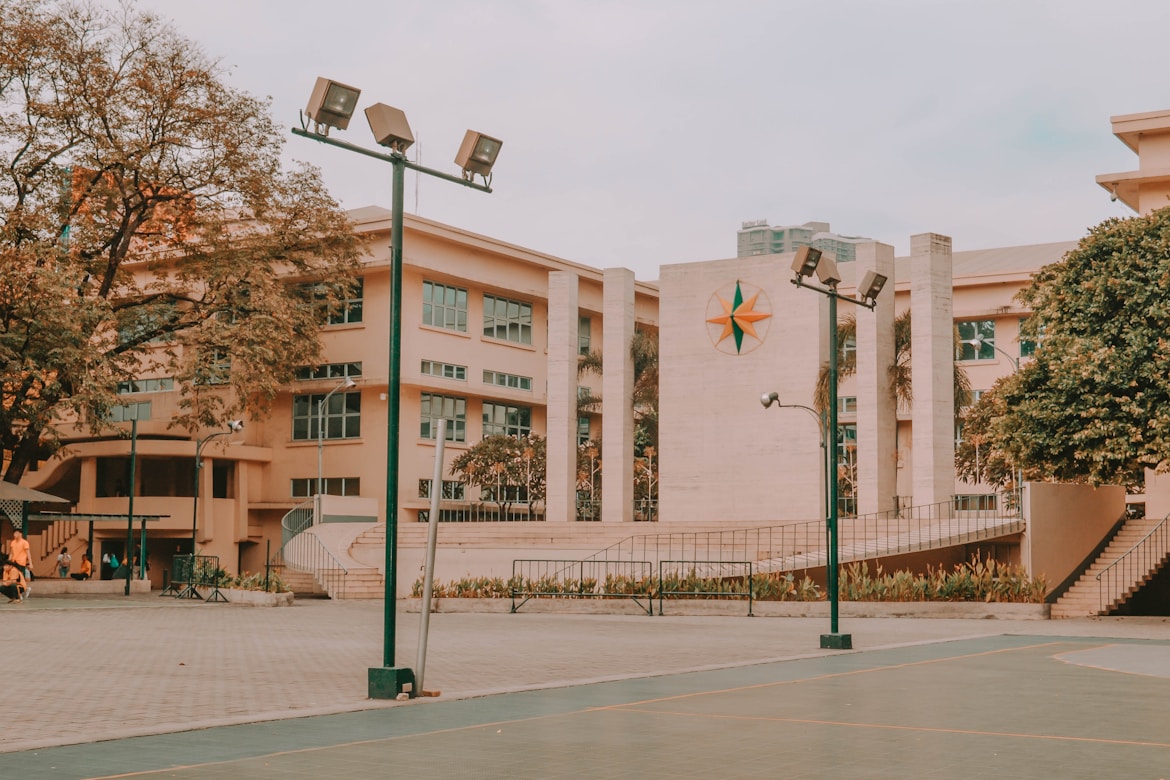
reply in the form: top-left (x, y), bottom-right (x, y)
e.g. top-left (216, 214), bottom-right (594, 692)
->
top-left (790, 246), bottom-right (886, 650)
top-left (318, 377), bottom-right (357, 497)
top-left (295, 77), bottom-right (499, 699)
top-left (179, 420), bottom-right (243, 599)
top-left (960, 335), bottom-right (1024, 491)
top-left (760, 391), bottom-right (829, 523)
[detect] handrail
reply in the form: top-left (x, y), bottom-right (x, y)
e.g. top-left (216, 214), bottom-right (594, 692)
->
top-left (1095, 511), bottom-right (1170, 615)
top-left (274, 498), bottom-right (349, 599)
top-left (580, 490), bottom-right (1023, 573)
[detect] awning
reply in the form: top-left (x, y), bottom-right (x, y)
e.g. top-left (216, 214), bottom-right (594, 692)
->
top-left (0, 482), bottom-right (70, 504)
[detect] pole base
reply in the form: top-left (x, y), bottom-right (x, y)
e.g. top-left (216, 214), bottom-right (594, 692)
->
top-left (369, 666), bottom-right (415, 699)
top-left (820, 633), bottom-right (853, 650)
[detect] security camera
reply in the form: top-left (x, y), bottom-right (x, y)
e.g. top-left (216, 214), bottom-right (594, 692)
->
top-left (1110, 186), bottom-right (1118, 203)
top-left (227, 420), bottom-right (244, 432)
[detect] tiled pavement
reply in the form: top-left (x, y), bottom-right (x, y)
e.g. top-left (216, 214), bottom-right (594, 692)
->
top-left (1, 594), bottom-right (1168, 778)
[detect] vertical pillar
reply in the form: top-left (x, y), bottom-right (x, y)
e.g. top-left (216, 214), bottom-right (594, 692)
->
top-left (855, 242), bottom-right (897, 515)
top-left (78, 456), bottom-right (98, 514)
top-left (602, 268), bottom-right (636, 523)
top-left (197, 457), bottom-right (213, 543)
top-left (546, 271), bottom-right (579, 522)
top-left (234, 461), bottom-right (250, 542)
top-left (909, 233), bottom-right (955, 508)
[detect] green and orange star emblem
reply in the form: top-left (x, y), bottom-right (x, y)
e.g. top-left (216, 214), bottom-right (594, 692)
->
top-left (706, 281), bottom-right (772, 354)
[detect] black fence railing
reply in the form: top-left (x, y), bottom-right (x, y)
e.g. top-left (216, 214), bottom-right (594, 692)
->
top-left (658, 560), bottom-right (753, 616)
top-left (510, 559), bottom-right (654, 615)
top-left (1096, 512), bottom-right (1170, 615)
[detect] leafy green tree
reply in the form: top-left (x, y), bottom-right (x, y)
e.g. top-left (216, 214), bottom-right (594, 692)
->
top-left (961, 207), bottom-right (1170, 489)
top-left (0, 1), bottom-right (361, 482)
top-left (450, 435), bottom-right (546, 518)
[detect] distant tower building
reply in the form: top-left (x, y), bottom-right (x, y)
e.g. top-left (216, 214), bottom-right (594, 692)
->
top-left (736, 220), bottom-right (872, 263)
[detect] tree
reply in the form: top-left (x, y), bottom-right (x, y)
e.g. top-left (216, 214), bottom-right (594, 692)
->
top-left (450, 435), bottom-right (546, 518)
top-left (960, 207), bottom-right (1170, 489)
top-left (0, 1), bottom-right (362, 482)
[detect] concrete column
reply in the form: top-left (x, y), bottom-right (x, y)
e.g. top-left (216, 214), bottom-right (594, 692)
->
top-left (197, 457), bottom-right (213, 543)
top-left (602, 268), bottom-right (636, 523)
top-left (909, 233), bottom-right (955, 509)
top-left (545, 271), bottom-right (579, 523)
top-left (78, 457), bottom-right (98, 514)
top-left (854, 242), bottom-right (897, 515)
top-left (233, 461), bottom-right (250, 542)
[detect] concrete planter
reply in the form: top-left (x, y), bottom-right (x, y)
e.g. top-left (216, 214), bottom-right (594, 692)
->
top-left (31, 579), bottom-right (151, 596)
top-left (194, 586), bottom-right (295, 607)
top-left (408, 597), bottom-right (1050, 620)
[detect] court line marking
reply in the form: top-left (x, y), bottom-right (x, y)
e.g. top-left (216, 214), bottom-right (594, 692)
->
top-left (610, 707), bottom-right (1170, 750)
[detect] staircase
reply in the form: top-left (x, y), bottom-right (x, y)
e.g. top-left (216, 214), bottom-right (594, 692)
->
top-left (1051, 515), bottom-right (1170, 618)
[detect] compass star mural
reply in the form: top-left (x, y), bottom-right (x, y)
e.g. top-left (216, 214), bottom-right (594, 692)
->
top-left (705, 280), bottom-right (772, 355)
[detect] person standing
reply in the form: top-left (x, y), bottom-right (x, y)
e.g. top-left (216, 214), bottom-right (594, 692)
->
top-left (7, 530), bottom-right (32, 591)
top-left (57, 547), bottom-right (72, 578)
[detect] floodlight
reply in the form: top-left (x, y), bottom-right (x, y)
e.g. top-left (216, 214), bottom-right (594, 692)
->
top-left (227, 420), bottom-right (244, 432)
top-left (760, 391), bottom-right (780, 409)
top-left (791, 246), bottom-right (823, 279)
top-left (858, 270), bottom-right (888, 304)
top-left (305, 78), bottom-right (361, 133)
top-left (365, 103), bottom-right (414, 153)
top-left (455, 130), bottom-right (502, 180)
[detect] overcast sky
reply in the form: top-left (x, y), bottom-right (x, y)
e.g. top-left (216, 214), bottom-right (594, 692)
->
top-left (127, 0), bottom-right (1168, 281)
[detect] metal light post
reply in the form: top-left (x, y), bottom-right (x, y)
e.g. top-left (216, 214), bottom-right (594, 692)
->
top-left (790, 247), bottom-right (887, 650)
top-left (961, 335), bottom-right (1024, 492)
top-left (318, 377), bottom-right (357, 497)
top-left (294, 77), bottom-right (500, 699)
top-left (760, 392), bottom-right (829, 524)
top-left (124, 415), bottom-right (138, 597)
top-left (179, 420), bottom-right (243, 599)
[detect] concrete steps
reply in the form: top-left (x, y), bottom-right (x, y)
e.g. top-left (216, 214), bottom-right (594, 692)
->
top-left (1051, 517), bottom-right (1168, 618)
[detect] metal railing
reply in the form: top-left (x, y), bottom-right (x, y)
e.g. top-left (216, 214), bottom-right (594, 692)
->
top-left (1096, 512), bottom-right (1170, 615)
top-left (418, 502), bottom-right (545, 522)
top-left (510, 559), bottom-right (653, 614)
top-left (581, 490), bottom-right (1024, 574)
top-left (273, 498), bottom-right (348, 599)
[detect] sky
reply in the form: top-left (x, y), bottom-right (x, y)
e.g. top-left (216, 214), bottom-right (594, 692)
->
top-left (124, 0), bottom-right (1170, 282)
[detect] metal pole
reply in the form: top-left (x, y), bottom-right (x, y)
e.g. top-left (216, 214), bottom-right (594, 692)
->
top-left (416, 418), bottom-right (446, 693)
top-left (125, 417), bottom-right (137, 596)
top-left (383, 154), bottom-right (406, 669)
top-left (317, 396), bottom-right (326, 497)
top-left (827, 291), bottom-right (840, 636)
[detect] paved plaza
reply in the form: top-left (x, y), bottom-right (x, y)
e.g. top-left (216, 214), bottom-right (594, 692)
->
top-left (0, 594), bottom-right (1168, 778)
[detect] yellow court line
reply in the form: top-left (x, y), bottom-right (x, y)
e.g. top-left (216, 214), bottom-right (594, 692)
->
top-left (611, 706), bottom-right (1170, 750)
top-left (589, 640), bottom-right (1076, 710)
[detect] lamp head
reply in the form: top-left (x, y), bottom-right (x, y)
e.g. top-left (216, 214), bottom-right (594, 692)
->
top-left (790, 246), bottom-right (822, 279)
top-left (344, 377), bottom-right (357, 389)
top-left (858, 270), bottom-right (888, 304)
top-left (305, 77), bottom-right (360, 134)
top-left (760, 391), bottom-right (780, 409)
top-left (455, 130), bottom-right (502, 181)
top-left (227, 420), bottom-right (244, 433)
top-left (364, 103), bottom-right (414, 153)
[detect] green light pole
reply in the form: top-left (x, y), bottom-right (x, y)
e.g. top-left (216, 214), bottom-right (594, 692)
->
top-left (293, 117), bottom-right (494, 698)
top-left (790, 247), bottom-right (887, 650)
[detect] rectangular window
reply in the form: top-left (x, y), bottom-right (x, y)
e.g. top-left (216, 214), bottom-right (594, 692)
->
top-left (109, 401), bottom-right (152, 422)
top-left (1019, 317), bottom-right (1042, 358)
top-left (117, 377), bottom-right (174, 394)
top-left (418, 479), bottom-right (466, 500)
top-left (295, 362), bottom-right (363, 381)
top-left (842, 334), bottom-right (857, 363)
top-left (291, 477), bottom-right (361, 498)
top-left (956, 320), bottom-right (996, 361)
top-left (292, 391), bottom-right (361, 441)
top-left (483, 293), bottom-right (532, 345)
top-left (423, 281), bottom-right (468, 332)
top-left (420, 393), bottom-right (466, 441)
top-left (327, 277), bottom-right (363, 325)
top-left (483, 369), bottom-right (532, 391)
top-left (837, 423), bottom-right (857, 468)
top-left (578, 416), bottom-right (591, 445)
top-left (422, 360), bottom-right (467, 381)
top-left (579, 316), bottom-right (592, 355)
top-left (482, 401), bottom-right (532, 438)
top-left (839, 396), bottom-right (857, 413)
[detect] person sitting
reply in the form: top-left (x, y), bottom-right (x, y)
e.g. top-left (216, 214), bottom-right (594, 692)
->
top-left (70, 553), bottom-right (93, 581)
top-left (1, 561), bottom-right (27, 603)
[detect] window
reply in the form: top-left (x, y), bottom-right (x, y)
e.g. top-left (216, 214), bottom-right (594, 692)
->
top-left (295, 362), bottom-right (363, 381)
top-left (291, 477), bottom-right (361, 497)
top-left (483, 401), bottom-right (532, 438)
top-left (327, 277), bottom-right (363, 325)
top-left (955, 494), bottom-right (997, 511)
top-left (837, 424), bottom-right (857, 468)
top-left (117, 377), bottom-right (174, 394)
top-left (578, 416), bottom-right (591, 445)
top-left (483, 294), bottom-right (532, 344)
top-left (956, 320), bottom-right (996, 361)
top-left (842, 334), bottom-right (856, 363)
top-left (421, 393), bottom-right (466, 441)
top-left (423, 281), bottom-right (468, 332)
top-left (418, 479), bottom-right (466, 500)
top-left (422, 360), bottom-right (467, 381)
top-left (839, 396), bottom-right (857, 413)
top-left (292, 392), bottom-right (361, 441)
top-left (484, 370), bottom-right (532, 391)
top-left (579, 316), bottom-right (592, 355)
top-left (109, 402), bottom-right (151, 422)
top-left (1019, 317), bottom-right (1042, 358)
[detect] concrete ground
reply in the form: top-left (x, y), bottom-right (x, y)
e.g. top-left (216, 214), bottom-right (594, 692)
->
top-left (1, 594), bottom-right (1168, 778)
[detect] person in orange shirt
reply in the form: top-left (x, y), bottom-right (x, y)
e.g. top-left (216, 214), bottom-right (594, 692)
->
top-left (7, 530), bottom-right (31, 591)
top-left (1, 561), bottom-right (27, 603)
top-left (70, 553), bottom-right (93, 581)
